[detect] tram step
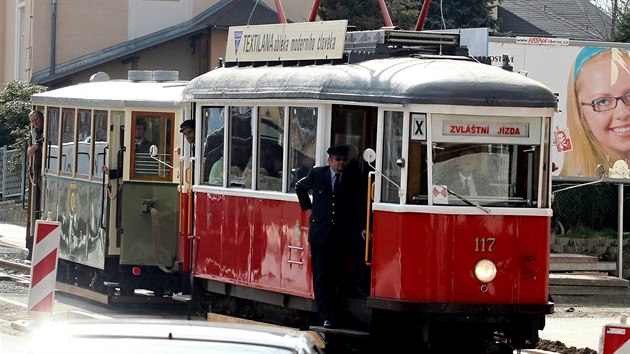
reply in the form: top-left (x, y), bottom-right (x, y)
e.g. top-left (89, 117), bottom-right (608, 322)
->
top-left (309, 325), bottom-right (370, 338)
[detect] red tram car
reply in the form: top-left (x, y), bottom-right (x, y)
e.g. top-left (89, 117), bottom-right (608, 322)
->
top-left (181, 22), bottom-right (557, 353)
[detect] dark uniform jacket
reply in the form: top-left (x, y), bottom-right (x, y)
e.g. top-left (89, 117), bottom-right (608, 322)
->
top-left (295, 165), bottom-right (365, 246)
top-left (29, 128), bottom-right (43, 183)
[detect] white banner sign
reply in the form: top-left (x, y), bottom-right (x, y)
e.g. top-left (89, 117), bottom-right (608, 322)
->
top-left (226, 20), bottom-right (348, 62)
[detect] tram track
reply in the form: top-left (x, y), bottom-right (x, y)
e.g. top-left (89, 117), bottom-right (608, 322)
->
top-left (0, 258), bottom-right (30, 286)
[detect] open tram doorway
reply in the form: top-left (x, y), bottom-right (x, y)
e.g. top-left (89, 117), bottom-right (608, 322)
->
top-left (330, 104), bottom-right (377, 296)
top-left (330, 105), bottom-right (377, 175)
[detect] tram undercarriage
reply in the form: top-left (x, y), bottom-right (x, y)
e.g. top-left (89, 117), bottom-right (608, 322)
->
top-left (55, 258), bottom-right (187, 303)
top-left (192, 278), bottom-right (548, 354)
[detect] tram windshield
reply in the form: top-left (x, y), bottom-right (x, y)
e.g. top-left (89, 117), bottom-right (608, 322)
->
top-left (428, 143), bottom-right (540, 207)
top-left (401, 114), bottom-right (548, 208)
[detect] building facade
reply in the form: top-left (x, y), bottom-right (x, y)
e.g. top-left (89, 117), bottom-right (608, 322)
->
top-left (0, 0), bottom-right (312, 87)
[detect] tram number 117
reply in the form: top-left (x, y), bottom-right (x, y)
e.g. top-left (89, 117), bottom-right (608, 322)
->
top-left (474, 237), bottom-right (496, 252)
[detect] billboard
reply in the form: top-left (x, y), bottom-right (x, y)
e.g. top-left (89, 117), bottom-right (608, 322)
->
top-left (488, 37), bottom-right (630, 180)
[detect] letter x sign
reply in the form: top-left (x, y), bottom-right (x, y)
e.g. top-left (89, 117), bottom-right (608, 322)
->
top-left (411, 114), bottom-right (426, 141)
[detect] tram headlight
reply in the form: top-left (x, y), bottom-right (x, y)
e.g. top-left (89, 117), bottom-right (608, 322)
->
top-left (474, 259), bottom-right (497, 283)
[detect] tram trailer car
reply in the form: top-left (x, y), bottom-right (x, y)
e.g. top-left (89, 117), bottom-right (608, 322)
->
top-left (29, 70), bottom-right (193, 300)
top-left (183, 27), bottom-right (557, 353)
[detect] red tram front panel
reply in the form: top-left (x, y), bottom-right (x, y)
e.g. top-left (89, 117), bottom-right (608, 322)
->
top-left (371, 209), bottom-right (550, 304)
top-left (193, 192), bottom-right (312, 298)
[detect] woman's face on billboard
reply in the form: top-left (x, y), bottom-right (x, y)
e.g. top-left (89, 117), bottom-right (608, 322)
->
top-left (577, 51), bottom-right (630, 160)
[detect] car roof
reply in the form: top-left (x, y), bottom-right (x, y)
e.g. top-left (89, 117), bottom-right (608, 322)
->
top-left (28, 319), bottom-right (323, 354)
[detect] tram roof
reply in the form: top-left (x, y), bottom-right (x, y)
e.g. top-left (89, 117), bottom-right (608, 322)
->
top-left (182, 57), bottom-right (557, 109)
top-left (31, 80), bottom-right (188, 109)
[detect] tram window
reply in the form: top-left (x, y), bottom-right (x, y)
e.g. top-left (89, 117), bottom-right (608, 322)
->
top-left (288, 107), bottom-right (317, 192)
top-left (93, 110), bottom-right (107, 178)
top-left (431, 143), bottom-right (540, 207)
top-left (45, 108), bottom-right (60, 173)
top-left (256, 106), bottom-right (284, 192)
top-left (131, 112), bottom-right (172, 180)
top-left (60, 108), bottom-right (76, 174)
top-left (381, 111), bottom-right (403, 203)
top-left (202, 107), bottom-right (225, 186)
top-left (228, 106), bottom-right (253, 188)
top-left (76, 109), bottom-right (91, 176)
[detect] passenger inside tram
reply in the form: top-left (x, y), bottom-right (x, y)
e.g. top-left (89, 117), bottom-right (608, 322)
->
top-left (430, 143), bottom-right (527, 206)
top-left (133, 118), bottom-right (156, 176)
top-left (436, 145), bottom-right (499, 198)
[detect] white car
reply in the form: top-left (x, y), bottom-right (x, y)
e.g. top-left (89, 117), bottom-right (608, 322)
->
top-left (28, 319), bottom-right (324, 354)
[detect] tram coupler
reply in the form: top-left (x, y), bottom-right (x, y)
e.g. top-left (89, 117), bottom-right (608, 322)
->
top-left (142, 198), bottom-right (156, 214)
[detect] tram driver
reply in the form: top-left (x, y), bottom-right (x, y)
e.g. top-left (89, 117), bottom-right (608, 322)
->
top-left (295, 145), bottom-right (368, 329)
top-left (436, 145), bottom-right (499, 199)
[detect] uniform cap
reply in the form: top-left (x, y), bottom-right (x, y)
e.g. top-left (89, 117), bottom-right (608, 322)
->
top-left (327, 145), bottom-right (349, 156)
top-left (179, 120), bottom-right (194, 132)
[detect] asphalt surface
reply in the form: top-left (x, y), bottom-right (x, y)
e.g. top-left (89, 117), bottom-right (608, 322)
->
top-left (0, 223), bottom-right (626, 353)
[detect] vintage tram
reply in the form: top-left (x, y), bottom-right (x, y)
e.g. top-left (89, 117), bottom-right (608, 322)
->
top-left (29, 70), bottom-right (192, 300)
top-left (28, 20), bottom-right (557, 353)
top-left (179, 22), bottom-right (556, 353)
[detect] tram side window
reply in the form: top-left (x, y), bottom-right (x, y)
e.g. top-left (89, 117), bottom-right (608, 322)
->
top-left (76, 109), bottom-right (91, 176)
top-left (131, 112), bottom-right (173, 180)
top-left (93, 110), bottom-right (107, 178)
top-left (255, 106), bottom-right (284, 192)
top-left (45, 108), bottom-right (60, 173)
top-left (60, 108), bottom-right (76, 174)
top-left (228, 106), bottom-right (253, 188)
top-left (381, 111), bottom-right (404, 203)
top-left (202, 107), bottom-right (225, 186)
top-left (288, 107), bottom-right (317, 192)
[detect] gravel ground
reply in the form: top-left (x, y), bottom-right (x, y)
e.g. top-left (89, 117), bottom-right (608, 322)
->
top-left (0, 250), bottom-right (29, 295)
top-left (0, 251), bottom-right (625, 353)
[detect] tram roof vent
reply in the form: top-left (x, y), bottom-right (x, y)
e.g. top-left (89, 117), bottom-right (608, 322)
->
top-left (345, 29), bottom-right (462, 58)
top-left (128, 70), bottom-right (154, 82)
top-left (153, 70), bottom-right (179, 82)
top-left (89, 72), bottom-right (110, 82)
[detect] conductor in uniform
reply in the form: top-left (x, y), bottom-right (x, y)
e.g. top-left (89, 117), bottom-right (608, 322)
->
top-left (295, 145), bottom-right (367, 329)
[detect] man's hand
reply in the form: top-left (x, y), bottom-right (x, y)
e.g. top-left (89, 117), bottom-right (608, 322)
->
top-left (361, 229), bottom-right (367, 240)
top-left (27, 144), bottom-right (39, 158)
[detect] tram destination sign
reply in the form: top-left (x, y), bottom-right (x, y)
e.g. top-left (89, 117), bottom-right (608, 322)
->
top-left (443, 120), bottom-right (530, 138)
top-left (226, 20), bottom-right (348, 62)
top-left (431, 114), bottom-right (541, 144)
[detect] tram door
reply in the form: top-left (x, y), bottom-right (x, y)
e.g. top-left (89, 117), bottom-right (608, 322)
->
top-left (330, 105), bottom-right (377, 173)
top-left (106, 111), bottom-right (125, 256)
top-left (330, 105), bottom-right (377, 286)
top-left (119, 113), bottom-right (179, 270)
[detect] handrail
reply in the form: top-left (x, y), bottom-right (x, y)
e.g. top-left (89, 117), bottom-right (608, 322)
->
top-left (364, 171), bottom-right (374, 266)
top-left (100, 146), bottom-right (109, 229)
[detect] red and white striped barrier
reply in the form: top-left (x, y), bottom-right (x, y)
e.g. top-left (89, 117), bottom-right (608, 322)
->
top-left (27, 220), bottom-right (61, 315)
top-left (601, 315), bottom-right (630, 354)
